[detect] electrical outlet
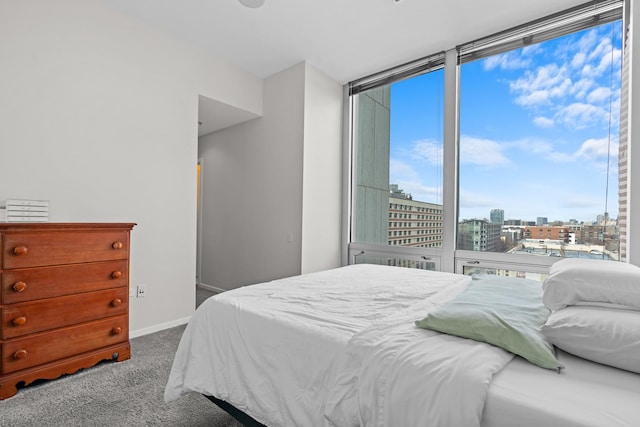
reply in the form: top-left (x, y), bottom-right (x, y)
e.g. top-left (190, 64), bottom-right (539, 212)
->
top-left (137, 284), bottom-right (146, 298)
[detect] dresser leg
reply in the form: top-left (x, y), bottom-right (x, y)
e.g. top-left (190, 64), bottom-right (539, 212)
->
top-left (0, 342), bottom-right (130, 400)
top-left (0, 380), bottom-right (19, 400)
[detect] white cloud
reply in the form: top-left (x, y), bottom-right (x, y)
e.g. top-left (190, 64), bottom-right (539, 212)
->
top-left (549, 78), bottom-right (573, 98)
top-left (578, 34), bottom-right (621, 79)
top-left (503, 26), bottom-right (621, 132)
top-left (483, 50), bottom-right (532, 71)
top-left (411, 139), bottom-right (443, 166)
top-left (587, 87), bottom-right (611, 103)
top-left (396, 180), bottom-right (442, 204)
top-left (515, 90), bottom-right (550, 107)
top-left (389, 159), bottom-right (442, 204)
top-left (575, 137), bottom-right (619, 160)
top-left (571, 52), bottom-right (587, 69)
top-left (577, 29), bottom-right (599, 52)
top-left (506, 136), bottom-right (618, 164)
top-left (587, 37), bottom-right (620, 68)
top-left (508, 138), bottom-right (575, 162)
top-left (586, 48), bottom-right (622, 78)
top-left (510, 64), bottom-right (572, 107)
top-left (390, 159), bottom-right (420, 181)
top-left (460, 135), bottom-right (511, 168)
top-left (571, 77), bottom-right (596, 100)
top-left (509, 138), bottom-right (553, 154)
top-left (555, 102), bottom-right (608, 130)
top-left (533, 116), bottom-right (554, 128)
top-left (510, 64), bottom-right (567, 92)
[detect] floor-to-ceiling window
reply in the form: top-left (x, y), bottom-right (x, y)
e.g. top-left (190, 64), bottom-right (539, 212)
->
top-left (350, 54), bottom-right (445, 270)
top-left (348, 0), bottom-right (627, 278)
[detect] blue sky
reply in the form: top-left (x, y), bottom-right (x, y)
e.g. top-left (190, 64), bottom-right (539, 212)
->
top-left (389, 21), bottom-right (622, 224)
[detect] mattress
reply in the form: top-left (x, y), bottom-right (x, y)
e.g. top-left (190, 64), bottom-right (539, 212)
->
top-left (483, 349), bottom-right (640, 427)
top-left (165, 264), bottom-right (640, 427)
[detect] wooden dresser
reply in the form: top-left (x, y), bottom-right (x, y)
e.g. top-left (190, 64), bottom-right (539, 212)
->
top-left (0, 222), bottom-right (135, 399)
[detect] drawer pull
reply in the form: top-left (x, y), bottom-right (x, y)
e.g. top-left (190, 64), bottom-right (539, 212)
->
top-left (12, 316), bottom-right (27, 326)
top-left (12, 246), bottom-right (29, 256)
top-left (111, 271), bottom-right (123, 279)
top-left (111, 298), bottom-right (123, 307)
top-left (13, 349), bottom-right (28, 360)
top-left (111, 326), bottom-right (123, 335)
top-left (12, 281), bottom-right (27, 292)
top-left (112, 241), bottom-right (123, 250)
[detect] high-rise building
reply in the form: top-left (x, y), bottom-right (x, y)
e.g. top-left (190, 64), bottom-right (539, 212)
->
top-left (490, 209), bottom-right (504, 225)
top-left (353, 87), bottom-right (391, 246)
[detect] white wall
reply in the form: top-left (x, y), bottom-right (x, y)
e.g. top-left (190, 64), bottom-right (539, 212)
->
top-left (198, 62), bottom-right (343, 291)
top-left (0, 0), bottom-right (263, 335)
top-left (198, 63), bottom-right (305, 290)
top-left (301, 64), bottom-right (343, 273)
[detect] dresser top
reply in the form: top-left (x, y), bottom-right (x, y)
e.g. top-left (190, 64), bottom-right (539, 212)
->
top-left (0, 223), bottom-right (136, 231)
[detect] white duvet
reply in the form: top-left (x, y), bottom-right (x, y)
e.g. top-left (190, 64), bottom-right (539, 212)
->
top-left (164, 264), bottom-right (513, 427)
top-left (324, 295), bottom-right (513, 426)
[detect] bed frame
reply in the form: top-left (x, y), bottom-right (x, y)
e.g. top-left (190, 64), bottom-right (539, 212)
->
top-left (205, 395), bottom-right (267, 427)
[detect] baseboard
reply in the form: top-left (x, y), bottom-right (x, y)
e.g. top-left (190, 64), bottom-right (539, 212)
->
top-left (129, 316), bottom-right (191, 339)
top-left (129, 284), bottom-right (224, 339)
top-left (197, 282), bottom-right (226, 294)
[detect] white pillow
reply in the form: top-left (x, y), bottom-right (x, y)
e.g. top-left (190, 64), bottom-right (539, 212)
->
top-left (543, 258), bottom-right (640, 310)
top-left (542, 306), bottom-right (640, 374)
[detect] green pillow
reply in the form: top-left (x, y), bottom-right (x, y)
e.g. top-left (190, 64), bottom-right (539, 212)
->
top-left (415, 275), bottom-right (562, 370)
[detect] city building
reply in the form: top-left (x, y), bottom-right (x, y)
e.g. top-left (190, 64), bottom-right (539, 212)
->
top-left (524, 225), bottom-right (570, 242)
top-left (388, 186), bottom-right (443, 248)
top-left (502, 227), bottom-right (524, 246)
top-left (458, 219), bottom-right (502, 252)
top-left (490, 209), bottom-right (504, 225)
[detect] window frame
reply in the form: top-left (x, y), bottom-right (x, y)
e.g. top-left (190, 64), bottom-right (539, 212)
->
top-left (345, 0), bottom-right (627, 276)
top-left (348, 56), bottom-right (447, 268)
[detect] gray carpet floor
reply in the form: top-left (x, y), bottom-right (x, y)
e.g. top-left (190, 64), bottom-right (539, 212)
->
top-left (0, 287), bottom-right (244, 427)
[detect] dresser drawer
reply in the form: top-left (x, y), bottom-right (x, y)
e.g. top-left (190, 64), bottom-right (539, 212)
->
top-left (1, 288), bottom-right (127, 339)
top-left (2, 230), bottom-right (129, 269)
top-left (1, 315), bottom-right (128, 374)
top-left (1, 260), bottom-right (128, 304)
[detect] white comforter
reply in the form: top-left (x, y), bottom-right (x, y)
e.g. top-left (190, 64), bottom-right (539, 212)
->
top-left (324, 295), bottom-right (514, 426)
top-left (165, 264), bottom-right (514, 427)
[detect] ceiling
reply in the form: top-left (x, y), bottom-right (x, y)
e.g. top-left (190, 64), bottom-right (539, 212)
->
top-left (99, 0), bottom-right (587, 133)
top-left (197, 95), bottom-right (261, 136)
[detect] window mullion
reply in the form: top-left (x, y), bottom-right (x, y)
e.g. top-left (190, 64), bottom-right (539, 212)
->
top-left (441, 48), bottom-right (459, 273)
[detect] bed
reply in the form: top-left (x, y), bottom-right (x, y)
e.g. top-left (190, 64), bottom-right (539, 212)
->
top-left (164, 263), bottom-right (640, 427)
